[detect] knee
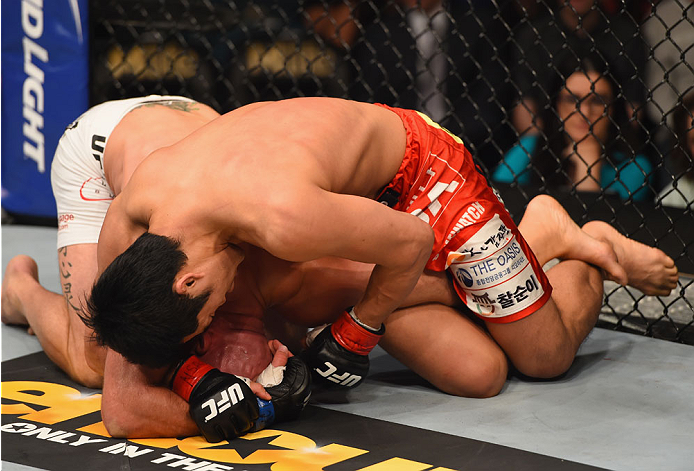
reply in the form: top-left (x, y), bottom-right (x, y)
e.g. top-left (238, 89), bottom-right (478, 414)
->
top-left (442, 350), bottom-right (508, 398)
top-left (468, 354), bottom-right (508, 398)
top-left (512, 347), bottom-right (575, 379)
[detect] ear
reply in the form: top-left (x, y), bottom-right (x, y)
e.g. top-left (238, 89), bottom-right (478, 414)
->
top-left (174, 272), bottom-right (203, 295)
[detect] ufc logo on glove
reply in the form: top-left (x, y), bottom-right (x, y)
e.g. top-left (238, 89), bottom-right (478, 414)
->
top-left (301, 310), bottom-right (385, 389)
top-left (201, 383), bottom-right (245, 422)
top-left (315, 362), bottom-right (362, 387)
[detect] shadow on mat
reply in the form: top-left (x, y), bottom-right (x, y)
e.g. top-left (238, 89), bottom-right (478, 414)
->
top-left (508, 349), bottom-right (610, 384)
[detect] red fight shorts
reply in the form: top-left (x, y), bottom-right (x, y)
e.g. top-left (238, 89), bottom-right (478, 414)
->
top-left (375, 104), bottom-right (552, 323)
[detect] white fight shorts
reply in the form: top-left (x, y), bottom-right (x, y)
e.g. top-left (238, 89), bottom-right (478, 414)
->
top-left (51, 95), bottom-right (196, 248)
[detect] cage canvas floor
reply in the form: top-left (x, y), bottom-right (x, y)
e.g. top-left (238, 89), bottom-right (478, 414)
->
top-left (2, 225), bottom-right (693, 471)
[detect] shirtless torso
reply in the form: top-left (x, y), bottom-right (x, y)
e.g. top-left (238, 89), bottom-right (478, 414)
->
top-left (187, 247), bottom-right (371, 379)
top-left (98, 98), bottom-right (433, 335)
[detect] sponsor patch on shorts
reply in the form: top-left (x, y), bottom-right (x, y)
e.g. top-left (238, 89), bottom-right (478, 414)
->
top-left (447, 213), bottom-right (546, 319)
top-left (79, 177), bottom-right (114, 202)
top-left (57, 213), bottom-right (74, 233)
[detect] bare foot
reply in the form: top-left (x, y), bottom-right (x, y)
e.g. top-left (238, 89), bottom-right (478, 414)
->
top-left (519, 195), bottom-right (628, 285)
top-left (582, 221), bottom-right (679, 296)
top-left (1, 255), bottom-right (39, 326)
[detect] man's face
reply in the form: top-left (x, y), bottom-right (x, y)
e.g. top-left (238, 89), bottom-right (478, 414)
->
top-left (186, 290), bottom-right (228, 342)
top-left (557, 70), bottom-right (613, 145)
top-left (182, 244), bottom-right (245, 341)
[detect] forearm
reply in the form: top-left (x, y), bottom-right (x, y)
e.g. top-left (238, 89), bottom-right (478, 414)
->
top-left (401, 270), bottom-right (462, 309)
top-left (102, 351), bottom-right (199, 438)
top-left (102, 386), bottom-right (198, 438)
top-left (353, 232), bottom-right (433, 328)
top-left (56, 244), bottom-right (106, 385)
top-left (297, 217), bottom-right (433, 390)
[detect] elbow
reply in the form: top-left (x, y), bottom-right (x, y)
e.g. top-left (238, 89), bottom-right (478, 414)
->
top-left (101, 393), bottom-right (136, 438)
top-left (101, 409), bottom-right (127, 438)
top-left (413, 223), bottom-right (435, 267)
top-left (423, 224), bottom-right (435, 249)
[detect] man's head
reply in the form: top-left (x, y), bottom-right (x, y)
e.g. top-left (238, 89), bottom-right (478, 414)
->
top-left (82, 233), bottom-right (211, 368)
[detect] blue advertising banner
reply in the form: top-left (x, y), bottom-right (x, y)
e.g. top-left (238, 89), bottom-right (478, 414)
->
top-left (2, 0), bottom-right (89, 219)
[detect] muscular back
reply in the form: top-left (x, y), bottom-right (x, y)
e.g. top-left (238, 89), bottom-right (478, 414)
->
top-left (131, 98), bottom-right (404, 209)
top-left (100, 98), bottom-right (433, 333)
top-left (115, 98), bottom-right (411, 255)
top-left (175, 99), bottom-right (404, 194)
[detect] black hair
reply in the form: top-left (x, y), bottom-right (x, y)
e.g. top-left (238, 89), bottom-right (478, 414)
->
top-left (81, 232), bottom-right (210, 368)
top-left (530, 53), bottom-right (640, 190)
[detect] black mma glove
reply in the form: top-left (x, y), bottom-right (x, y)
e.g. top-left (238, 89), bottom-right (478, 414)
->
top-left (172, 356), bottom-right (259, 443)
top-left (263, 356), bottom-right (312, 423)
top-left (301, 308), bottom-right (384, 389)
top-left (172, 356), bottom-right (312, 443)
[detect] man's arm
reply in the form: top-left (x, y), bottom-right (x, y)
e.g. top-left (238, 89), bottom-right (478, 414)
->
top-left (101, 350), bottom-right (199, 438)
top-left (57, 244), bottom-right (106, 386)
top-left (255, 186), bottom-right (434, 330)
top-left (102, 343), bottom-right (309, 440)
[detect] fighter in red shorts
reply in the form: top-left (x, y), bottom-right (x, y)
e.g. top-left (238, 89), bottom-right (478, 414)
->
top-left (87, 97), bottom-right (677, 412)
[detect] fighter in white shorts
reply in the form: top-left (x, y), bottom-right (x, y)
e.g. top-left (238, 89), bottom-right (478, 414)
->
top-left (4, 96), bottom-right (316, 440)
top-left (3, 96), bottom-right (220, 387)
top-left (52, 95), bottom-right (199, 248)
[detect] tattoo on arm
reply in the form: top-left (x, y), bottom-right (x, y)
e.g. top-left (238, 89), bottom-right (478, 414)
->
top-left (139, 100), bottom-right (200, 113)
top-left (59, 247), bottom-right (84, 316)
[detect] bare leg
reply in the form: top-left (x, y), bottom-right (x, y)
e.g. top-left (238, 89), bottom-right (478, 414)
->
top-left (379, 195), bottom-right (613, 383)
top-left (1, 248), bottom-right (104, 388)
top-left (518, 195), bottom-right (678, 294)
top-left (403, 270), bottom-right (462, 309)
top-left (501, 196), bottom-right (613, 375)
top-left (487, 260), bottom-right (604, 378)
top-left (487, 194), bottom-right (677, 378)
top-left (381, 303), bottom-right (507, 397)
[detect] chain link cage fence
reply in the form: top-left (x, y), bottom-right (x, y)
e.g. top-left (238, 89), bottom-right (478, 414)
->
top-left (91, 0), bottom-right (694, 343)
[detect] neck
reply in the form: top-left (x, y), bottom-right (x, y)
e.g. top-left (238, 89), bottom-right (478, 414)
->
top-left (147, 221), bottom-right (221, 261)
top-left (242, 245), bottom-right (297, 307)
top-left (150, 212), bottom-right (220, 241)
top-left (225, 256), bottom-right (267, 312)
